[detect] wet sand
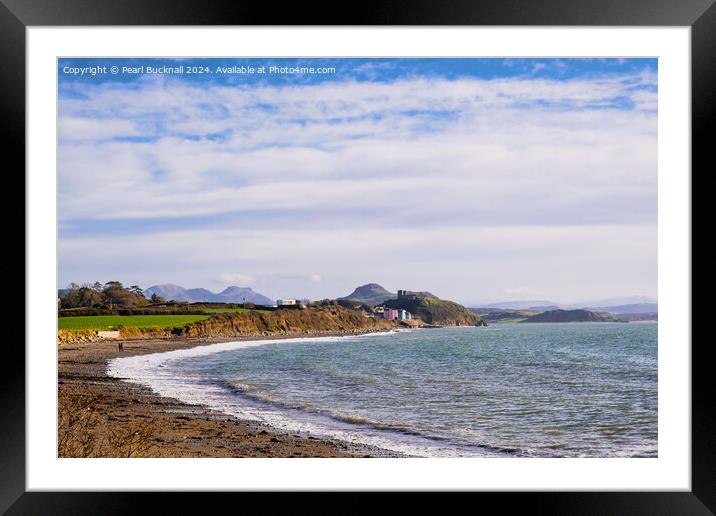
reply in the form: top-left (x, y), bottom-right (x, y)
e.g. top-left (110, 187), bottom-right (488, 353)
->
top-left (58, 332), bottom-right (404, 458)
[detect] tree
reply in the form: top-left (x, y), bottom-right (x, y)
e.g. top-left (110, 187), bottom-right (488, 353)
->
top-left (78, 285), bottom-right (102, 308)
top-left (102, 281), bottom-right (123, 309)
top-left (62, 283), bottom-right (81, 308)
top-left (150, 293), bottom-right (166, 304)
top-left (102, 281), bottom-right (146, 309)
top-left (58, 280), bottom-right (151, 310)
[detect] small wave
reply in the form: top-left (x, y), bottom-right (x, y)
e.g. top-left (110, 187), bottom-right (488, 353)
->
top-left (220, 380), bottom-right (318, 411)
top-left (107, 327), bottom-right (656, 458)
top-left (204, 377), bottom-right (510, 456)
top-left (219, 379), bottom-right (429, 438)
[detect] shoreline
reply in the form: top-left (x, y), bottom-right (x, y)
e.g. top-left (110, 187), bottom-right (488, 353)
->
top-left (58, 328), bottom-right (406, 458)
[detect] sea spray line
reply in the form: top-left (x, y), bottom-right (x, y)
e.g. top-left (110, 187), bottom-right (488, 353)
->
top-left (107, 324), bottom-right (656, 458)
top-left (106, 330), bottom-right (502, 458)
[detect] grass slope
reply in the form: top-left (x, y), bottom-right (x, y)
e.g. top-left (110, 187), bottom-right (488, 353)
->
top-left (58, 314), bottom-right (211, 331)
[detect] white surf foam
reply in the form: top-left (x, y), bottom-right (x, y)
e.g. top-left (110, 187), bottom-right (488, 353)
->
top-left (107, 332), bottom-right (502, 458)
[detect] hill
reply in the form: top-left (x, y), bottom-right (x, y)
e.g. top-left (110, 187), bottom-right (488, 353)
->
top-left (475, 300), bottom-right (560, 310)
top-left (572, 296), bottom-right (656, 307)
top-left (472, 308), bottom-right (539, 323)
top-left (214, 286), bottom-right (273, 304)
top-left (584, 303), bottom-right (658, 314)
top-left (338, 283), bottom-right (396, 306)
top-left (144, 284), bottom-right (273, 305)
top-left (472, 297), bottom-right (657, 313)
top-left (521, 309), bottom-right (621, 323)
top-left (383, 294), bottom-right (485, 326)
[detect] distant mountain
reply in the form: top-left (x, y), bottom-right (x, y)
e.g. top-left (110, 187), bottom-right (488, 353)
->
top-left (475, 300), bottom-right (560, 310)
top-left (186, 288), bottom-right (215, 300)
top-left (213, 286), bottom-right (273, 304)
top-left (527, 305), bottom-right (561, 311)
top-left (471, 308), bottom-right (541, 323)
top-left (339, 283), bottom-right (396, 306)
top-left (571, 296), bottom-right (657, 307)
top-left (583, 303), bottom-right (658, 314)
top-left (521, 309), bottom-right (620, 323)
top-left (144, 284), bottom-right (273, 305)
top-left (473, 297), bottom-right (657, 312)
top-left (143, 284), bottom-right (191, 301)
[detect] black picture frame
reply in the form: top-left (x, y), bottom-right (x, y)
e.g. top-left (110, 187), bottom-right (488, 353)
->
top-left (6, 0), bottom-right (711, 512)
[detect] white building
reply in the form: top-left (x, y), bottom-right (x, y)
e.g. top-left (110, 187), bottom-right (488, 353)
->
top-left (397, 309), bottom-right (412, 320)
top-left (277, 298), bottom-right (297, 306)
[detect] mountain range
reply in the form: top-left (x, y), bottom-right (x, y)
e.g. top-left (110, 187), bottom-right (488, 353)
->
top-left (520, 309), bottom-right (620, 323)
top-left (473, 298), bottom-right (657, 314)
top-left (143, 284), bottom-right (273, 305)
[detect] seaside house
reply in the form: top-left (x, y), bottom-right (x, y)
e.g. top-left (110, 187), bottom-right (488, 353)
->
top-left (397, 309), bottom-right (412, 321)
top-left (277, 298), bottom-right (297, 306)
top-left (384, 308), bottom-right (398, 320)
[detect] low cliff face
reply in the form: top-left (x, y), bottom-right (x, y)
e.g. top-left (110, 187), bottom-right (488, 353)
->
top-left (176, 306), bottom-right (396, 337)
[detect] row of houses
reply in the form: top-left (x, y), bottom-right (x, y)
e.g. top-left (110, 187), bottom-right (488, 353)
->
top-left (276, 297), bottom-right (413, 321)
top-left (381, 308), bottom-right (412, 321)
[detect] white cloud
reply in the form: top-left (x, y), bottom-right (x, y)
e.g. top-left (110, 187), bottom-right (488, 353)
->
top-left (59, 117), bottom-right (142, 141)
top-left (59, 223), bottom-right (657, 303)
top-left (58, 69), bottom-right (657, 301)
top-left (218, 273), bottom-right (254, 285)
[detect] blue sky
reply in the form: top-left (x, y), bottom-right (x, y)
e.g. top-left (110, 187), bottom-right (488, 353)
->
top-left (59, 57), bottom-right (657, 86)
top-left (58, 58), bottom-right (657, 304)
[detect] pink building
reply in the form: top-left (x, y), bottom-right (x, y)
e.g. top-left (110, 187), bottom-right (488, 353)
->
top-left (384, 309), bottom-right (398, 320)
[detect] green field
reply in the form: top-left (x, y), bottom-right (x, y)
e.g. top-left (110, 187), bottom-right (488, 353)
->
top-left (57, 314), bottom-right (211, 331)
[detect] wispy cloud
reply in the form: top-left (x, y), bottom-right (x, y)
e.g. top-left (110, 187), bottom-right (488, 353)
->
top-left (57, 59), bottom-right (657, 302)
top-left (218, 272), bottom-right (254, 285)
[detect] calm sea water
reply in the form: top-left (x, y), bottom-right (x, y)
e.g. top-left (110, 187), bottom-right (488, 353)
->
top-left (109, 323), bottom-right (657, 457)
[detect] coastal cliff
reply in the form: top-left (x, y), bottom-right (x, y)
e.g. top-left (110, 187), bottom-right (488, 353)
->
top-left (176, 306), bottom-right (396, 338)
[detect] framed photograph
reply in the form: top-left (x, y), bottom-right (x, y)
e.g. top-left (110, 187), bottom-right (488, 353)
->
top-left (8, 0), bottom-right (711, 512)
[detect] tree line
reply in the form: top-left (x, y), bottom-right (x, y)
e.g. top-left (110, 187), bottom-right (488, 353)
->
top-left (59, 281), bottom-right (166, 309)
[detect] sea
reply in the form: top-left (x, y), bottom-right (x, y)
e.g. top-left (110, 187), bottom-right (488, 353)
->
top-left (107, 322), bottom-right (657, 458)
